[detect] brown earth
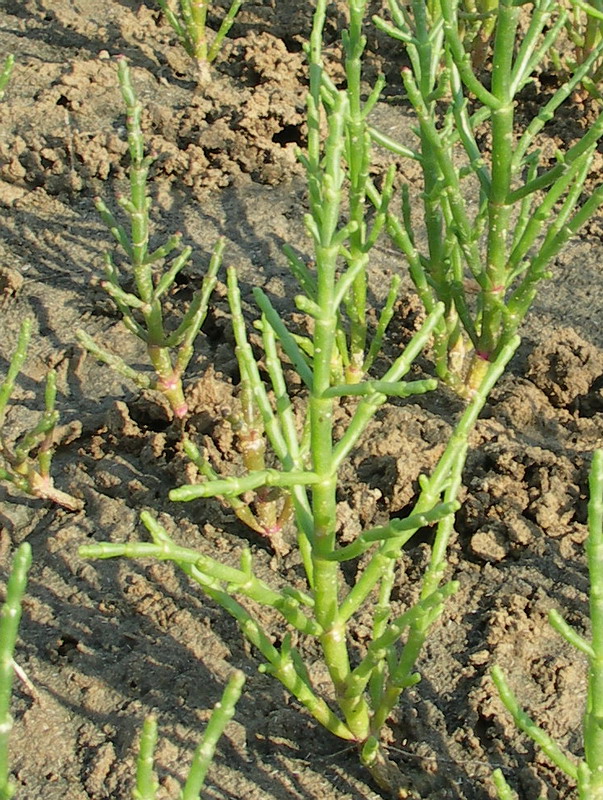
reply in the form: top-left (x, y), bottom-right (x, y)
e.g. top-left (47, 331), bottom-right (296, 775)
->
top-left (1, 2), bottom-right (603, 799)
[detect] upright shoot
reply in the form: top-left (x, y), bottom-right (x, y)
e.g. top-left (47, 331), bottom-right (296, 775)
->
top-left (0, 321), bottom-right (82, 511)
top-left (373, 0), bottom-right (603, 395)
top-left (132, 670), bottom-right (245, 800)
top-left (77, 58), bottom-right (221, 420)
top-left (0, 544), bottom-right (31, 800)
top-left (284, 0), bottom-right (399, 384)
top-left (157, 0), bottom-right (244, 83)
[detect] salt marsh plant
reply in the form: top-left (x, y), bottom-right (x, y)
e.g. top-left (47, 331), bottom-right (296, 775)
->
top-left (373, 0), bottom-right (603, 396)
top-left (182, 400), bottom-right (293, 554)
top-left (1, 54), bottom-right (80, 511)
top-left (157, 0), bottom-right (244, 83)
top-left (81, 2), bottom-right (520, 794)
top-left (179, 0), bottom-right (404, 543)
top-left (0, 543), bottom-right (31, 800)
top-left (491, 449), bottom-right (603, 800)
top-left (551, 0), bottom-right (603, 97)
top-left (0, 320), bottom-right (82, 511)
top-left (283, 0), bottom-right (400, 385)
top-left (133, 670), bottom-right (244, 800)
top-left (82, 326), bottom-right (516, 798)
top-left (76, 57), bottom-right (221, 420)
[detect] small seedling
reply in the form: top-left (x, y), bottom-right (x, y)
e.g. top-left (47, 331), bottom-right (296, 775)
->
top-left (180, 267), bottom-right (302, 555)
top-left (132, 670), bottom-right (245, 800)
top-left (77, 57), bottom-right (221, 420)
top-left (491, 449), bottom-right (603, 800)
top-left (182, 428), bottom-right (293, 557)
top-left (1, 55), bottom-right (79, 511)
top-left (0, 320), bottom-right (82, 511)
top-left (157, 0), bottom-right (244, 83)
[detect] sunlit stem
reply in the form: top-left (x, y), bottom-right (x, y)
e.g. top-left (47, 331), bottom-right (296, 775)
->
top-left (180, 670), bottom-right (245, 800)
top-left (477, 0), bottom-right (519, 362)
top-left (343, 0), bottom-right (371, 381)
top-left (132, 717), bottom-right (158, 800)
top-left (491, 450), bottom-right (603, 797)
top-left (79, 59), bottom-right (221, 418)
top-left (584, 449), bottom-right (603, 795)
top-left (0, 543), bottom-right (31, 800)
top-left (492, 665), bottom-right (579, 780)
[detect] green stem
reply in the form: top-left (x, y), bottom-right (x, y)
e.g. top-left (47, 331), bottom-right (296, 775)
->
top-left (207, 0), bottom-right (244, 64)
top-left (132, 717), bottom-right (158, 800)
top-left (492, 768), bottom-right (518, 800)
top-left (0, 55), bottom-right (14, 101)
top-left (0, 543), bottom-right (31, 800)
top-left (585, 449), bottom-right (603, 793)
top-left (476, 0), bottom-right (519, 363)
top-left (180, 670), bottom-right (245, 800)
top-left (0, 320), bottom-right (31, 428)
top-left (339, 336), bottom-right (518, 623)
top-left (343, 0), bottom-right (370, 380)
top-left (492, 665), bottom-right (579, 780)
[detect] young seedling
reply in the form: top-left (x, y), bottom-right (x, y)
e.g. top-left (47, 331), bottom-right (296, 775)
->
top-left (0, 543), bottom-right (31, 800)
top-left (182, 376), bottom-right (294, 557)
top-left (157, 0), bottom-right (244, 83)
top-left (132, 669), bottom-right (245, 800)
top-left (221, 368), bottom-right (293, 545)
top-left (490, 449), bottom-right (603, 798)
top-left (0, 320), bottom-right (82, 511)
top-left (76, 58), bottom-right (221, 420)
top-left (373, 0), bottom-right (603, 396)
top-left (0, 55), bottom-right (13, 101)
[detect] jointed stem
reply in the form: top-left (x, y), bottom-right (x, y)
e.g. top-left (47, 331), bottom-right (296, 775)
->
top-left (0, 543), bottom-right (31, 800)
top-left (376, 0), bottom-right (603, 395)
top-left (584, 450), bottom-right (603, 793)
top-left (478, 0), bottom-right (518, 361)
top-left (0, 55), bottom-right (13, 102)
top-left (157, 0), bottom-right (244, 82)
top-left (180, 669), bottom-right (245, 800)
top-left (78, 59), bottom-right (221, 418)
top-left (0, 321), bottom-right (82, 510)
